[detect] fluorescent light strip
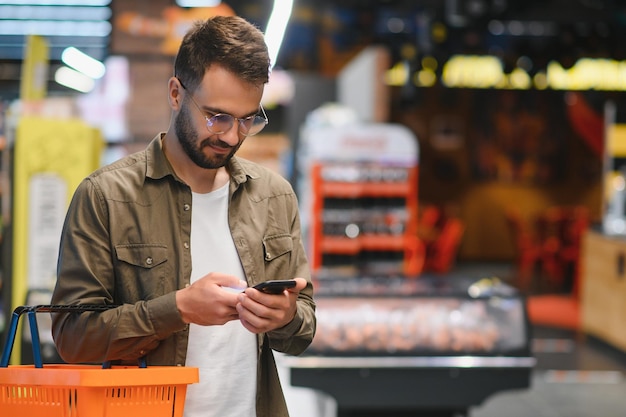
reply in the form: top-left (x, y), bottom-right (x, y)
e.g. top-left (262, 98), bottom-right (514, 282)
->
top-left (0, 20), bottom-right (111, 36)
top-left (265, 0), bottom-right (294, 69)
top-left (55, 66), bottom-right (95, 93)
top-left (1, 0), bottom-right (111, 5)
top-left (0, 5), bottom-right (112, 20)
top-left (62, 47), bottom-right (105, 79)
top-left (175, 0), bottom-right (221, 6)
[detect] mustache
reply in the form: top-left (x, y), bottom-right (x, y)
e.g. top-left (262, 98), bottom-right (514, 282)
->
top-left (201, 137), bottom-right (234, 149)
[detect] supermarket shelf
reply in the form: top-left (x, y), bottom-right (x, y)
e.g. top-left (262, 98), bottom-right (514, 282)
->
top-left (320, 181), bottom-right (412, 198)
top-left (311, 162), bottom-right (420, 275)
top-left (285, 355), bottom-right (536, 369)
top-left (320, 235), bottom-right (408, 254)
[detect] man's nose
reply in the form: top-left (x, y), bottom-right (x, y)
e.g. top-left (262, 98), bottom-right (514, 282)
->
top-left (220, 123), bottom-right (242, 146)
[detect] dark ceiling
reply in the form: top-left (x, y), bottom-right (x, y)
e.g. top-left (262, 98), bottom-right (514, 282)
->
top-left (247, 0), bottom-right (626, 73)
top-left (1, 0), bottom-right (626, 100)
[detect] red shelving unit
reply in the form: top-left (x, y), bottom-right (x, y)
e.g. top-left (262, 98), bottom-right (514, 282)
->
top-left (310, 162), bottom-right (423, 276)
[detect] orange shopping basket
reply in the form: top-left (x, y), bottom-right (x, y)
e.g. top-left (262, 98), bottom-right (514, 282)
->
top-left (0, 304), bottom-right (199, 417)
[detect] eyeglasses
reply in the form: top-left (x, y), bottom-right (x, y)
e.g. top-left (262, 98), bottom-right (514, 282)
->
top-left (177, 78), bottom-right (268, 137)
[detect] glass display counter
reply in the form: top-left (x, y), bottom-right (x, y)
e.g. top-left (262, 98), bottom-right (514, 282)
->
top-left (285, 275), bottom-right (535, 417)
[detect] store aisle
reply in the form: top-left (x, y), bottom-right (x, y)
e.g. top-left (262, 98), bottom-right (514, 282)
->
top-left (277, 352), bottom-right (337, 417)
top-left (469, 326), bottom-right (626, 417)
top-left (469, 371), bottom-right (626, 417)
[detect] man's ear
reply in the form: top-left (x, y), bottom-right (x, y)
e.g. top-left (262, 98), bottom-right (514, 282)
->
top-left (168, 77), bottom-right (182, 109)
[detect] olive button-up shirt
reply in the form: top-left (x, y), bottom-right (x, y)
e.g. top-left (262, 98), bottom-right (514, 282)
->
top-left (51, 134), bottom-right (316, 417)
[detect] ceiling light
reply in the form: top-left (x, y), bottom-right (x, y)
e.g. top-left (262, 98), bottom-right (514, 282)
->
top-left (175, 0), bottom-right (221, 6)
top-left (0, 5), bottom-right (112, 20)
top-left (265, 0), bottom-right (293, 69)
top-left (0, 20), bottom-right (111, 36)
top-left (1, 0), bottom-right (111, 5)
top-left (62, 47), bottom-right (105, 79)
top-left (55, 66), bottom-right (95, 93)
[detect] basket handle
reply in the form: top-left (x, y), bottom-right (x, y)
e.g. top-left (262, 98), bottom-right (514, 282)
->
top-left (0, 304), bottom-right (121, 368)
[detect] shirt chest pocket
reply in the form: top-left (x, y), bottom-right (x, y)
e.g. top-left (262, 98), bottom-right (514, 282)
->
top-left (116, 244), bottom-right (168, 268)
top-left (114, 244), bottom-right (169, 299)
top-left (262, 234), bottom-right (293, 262)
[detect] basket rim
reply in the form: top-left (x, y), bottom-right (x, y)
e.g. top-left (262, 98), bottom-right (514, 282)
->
top-left (0, 364), bottom-right (199, 387)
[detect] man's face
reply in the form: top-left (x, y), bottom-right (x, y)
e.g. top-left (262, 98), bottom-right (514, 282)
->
top-left (174, 65), bottom-right (264, 170)
top-left (174, 99), bottom-right (243, 170)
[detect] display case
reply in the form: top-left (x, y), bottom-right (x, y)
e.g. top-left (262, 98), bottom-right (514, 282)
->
top-left (286, 275), bottom-right (535, 417)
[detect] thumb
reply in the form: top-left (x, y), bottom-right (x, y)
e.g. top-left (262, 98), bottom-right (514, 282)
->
top-left (288, 277), bottom-right (308, 293)
top-left (215, 273), bottom-right (247, 290)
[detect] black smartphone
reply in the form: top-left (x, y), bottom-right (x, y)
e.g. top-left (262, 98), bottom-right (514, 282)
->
top-left (253, 279), bottom-right (296, 294)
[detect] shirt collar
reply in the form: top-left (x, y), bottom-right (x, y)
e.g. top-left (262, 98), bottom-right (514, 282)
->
top-left (228, 154), bottom-right (261, 186)
top-left (146, 133), bottom-right (175, 180)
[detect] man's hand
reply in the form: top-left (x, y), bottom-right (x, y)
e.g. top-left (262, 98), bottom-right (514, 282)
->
top-left (236, 277), bottom-right (307, 334)
top-left (175, 272), bottom-right (247, 325)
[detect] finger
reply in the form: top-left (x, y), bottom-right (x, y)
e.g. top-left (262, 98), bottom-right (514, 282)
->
top-left (239, 318), bottom-right (262, 334)
top-left (237, 304), bottom-right (269, 331)
top-left (244, 289), bottom-right (293, 317)
top-left (210, 273), bottom-right (247, 291)
top-left (224, 278), bottom-right (248, 289)
top-left (288, 277), bottom-right (307, 293)
top-left (239, 293), bottom-right (275, 318)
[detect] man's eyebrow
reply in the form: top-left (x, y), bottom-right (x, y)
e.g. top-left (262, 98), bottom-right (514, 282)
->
top-left (202, 105), bottom-right (259, 119)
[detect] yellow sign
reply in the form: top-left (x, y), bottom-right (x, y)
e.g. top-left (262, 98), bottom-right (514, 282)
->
top-left (11, 117), bottom-right (103, 364)
top-left (607, 124), bottom-right (626, 157)
top-left (433, 55), bottom-right (626, 91)
top-left (20, 35), bottom-right (49, 100)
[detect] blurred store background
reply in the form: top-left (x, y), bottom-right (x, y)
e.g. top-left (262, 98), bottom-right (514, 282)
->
top-left (0, 1), bottom-right (626, 416)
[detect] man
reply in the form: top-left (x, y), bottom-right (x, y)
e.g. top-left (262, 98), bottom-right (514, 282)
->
top-left (51, 16), bottom-right (316, 417)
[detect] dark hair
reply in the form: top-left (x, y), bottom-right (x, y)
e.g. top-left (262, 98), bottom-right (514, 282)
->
top-left (174, 15), bottom-right (270, 92)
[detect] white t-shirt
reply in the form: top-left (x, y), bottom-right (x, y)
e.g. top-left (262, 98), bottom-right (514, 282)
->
top-left (184, 183), bottom-right (257, 417)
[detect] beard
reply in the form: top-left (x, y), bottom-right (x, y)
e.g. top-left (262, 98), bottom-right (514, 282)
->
top-left (174, 104), bottom-right (242, 169)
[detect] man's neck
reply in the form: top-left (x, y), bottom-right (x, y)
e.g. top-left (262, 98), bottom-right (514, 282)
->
top-left (161, 133), bottom-right (229, 193)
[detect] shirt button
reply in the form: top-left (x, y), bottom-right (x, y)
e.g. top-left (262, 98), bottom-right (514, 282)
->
top-left (146, 257), bottom-right (153, 265)
top-left (184, 242), bottom-right (189, 249)
top-left (183, 203), bottom-right (190, 211)
top-left (185, 283), bottom-right (190, 288)
top-left (265, 253), bottom-right (271, 260)
top-left (140, 350), bottom-right (146, 355)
